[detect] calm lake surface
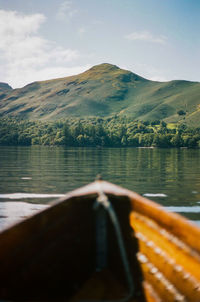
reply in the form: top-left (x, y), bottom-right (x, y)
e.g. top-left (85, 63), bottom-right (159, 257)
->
top-left (0, 146), bottom-right (200, 226)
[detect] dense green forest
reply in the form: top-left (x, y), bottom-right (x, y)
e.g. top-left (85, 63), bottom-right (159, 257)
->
top-left (0, 117), bottom-right (200, 148)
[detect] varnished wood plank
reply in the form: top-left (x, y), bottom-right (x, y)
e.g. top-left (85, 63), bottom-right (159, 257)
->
top-left (130, 212), bottom-right (200, 301)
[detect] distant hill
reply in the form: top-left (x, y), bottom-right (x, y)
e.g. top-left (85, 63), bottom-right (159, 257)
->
top-left (0, 63), bottom-right (199, 126)
top-left (0, 82), bottom-right (13, 103)
top-left (0, 83), bottom-right (12, 91)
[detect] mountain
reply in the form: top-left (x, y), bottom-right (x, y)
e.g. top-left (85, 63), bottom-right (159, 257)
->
top-left (0, 82), bottom-right (13, 102)
top-left (0, 63), bottom-right (200, 125)
top-left (0, 83), bottom-right (12, 91)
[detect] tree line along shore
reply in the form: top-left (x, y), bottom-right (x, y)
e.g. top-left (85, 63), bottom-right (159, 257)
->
top-left (0, 117), bottom-right (200, 148)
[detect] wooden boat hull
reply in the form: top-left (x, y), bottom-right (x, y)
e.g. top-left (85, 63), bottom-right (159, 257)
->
top-left (0, 180), bottom-right (200, 301)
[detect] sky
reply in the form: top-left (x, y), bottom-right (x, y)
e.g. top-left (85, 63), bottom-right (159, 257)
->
top-left (0, 0), bottom-right (199, 88)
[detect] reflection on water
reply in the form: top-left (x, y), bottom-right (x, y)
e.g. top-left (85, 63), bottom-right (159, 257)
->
top-left (166, 206), bottom-right (200, 213)
top-left (0, 193), bottom-right (65, 199)
top-left (0, 201), bottom-right (49, 231)
top-left (0, 146), bottom-right (200, 223)
top-left (143, 193), bottom-right (167, 197)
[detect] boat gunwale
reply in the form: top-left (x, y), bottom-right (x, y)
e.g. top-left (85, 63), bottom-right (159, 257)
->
top-left (50, 180), bottom-right (200, 254)
top-left (1, 180), bottom-right (200, 255)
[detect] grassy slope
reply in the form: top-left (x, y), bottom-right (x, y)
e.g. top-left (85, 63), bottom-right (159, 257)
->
top-left (0, 82), bottom-right (13, 102)
top-left (0, 63), bottom-right (199, 125)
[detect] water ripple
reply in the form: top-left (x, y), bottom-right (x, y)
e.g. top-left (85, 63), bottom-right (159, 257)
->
top-left (0, 193), bottom-right (65, 199)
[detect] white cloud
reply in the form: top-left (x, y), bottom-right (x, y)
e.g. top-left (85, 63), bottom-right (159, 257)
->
top-left (56, 1), bottom-right (78, 21)
top-left (0, 9), bottom-right (83, 88)
top-left (92, 20), bottom-right (103, 25)
top-left (78, 27), bottom-right (86, 35)
top-left (0, 10), bottom-right (46, 41)
top-left (125, 31), bottom-right (167, 45)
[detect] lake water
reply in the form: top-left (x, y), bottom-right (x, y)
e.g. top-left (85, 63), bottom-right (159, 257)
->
top-left (0, 146), bottom-right (200, 229)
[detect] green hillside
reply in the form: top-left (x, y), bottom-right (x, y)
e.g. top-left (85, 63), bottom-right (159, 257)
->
top-left (0, 63), bottom-right (199, 125)
top-left (0, 83), bottom-right (12, 91)
top-left (0, 82), bottom-right (13, 102)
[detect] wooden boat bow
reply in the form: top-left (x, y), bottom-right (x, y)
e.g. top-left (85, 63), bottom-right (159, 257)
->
top-left (0, 180), bottom-right (200, 301)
